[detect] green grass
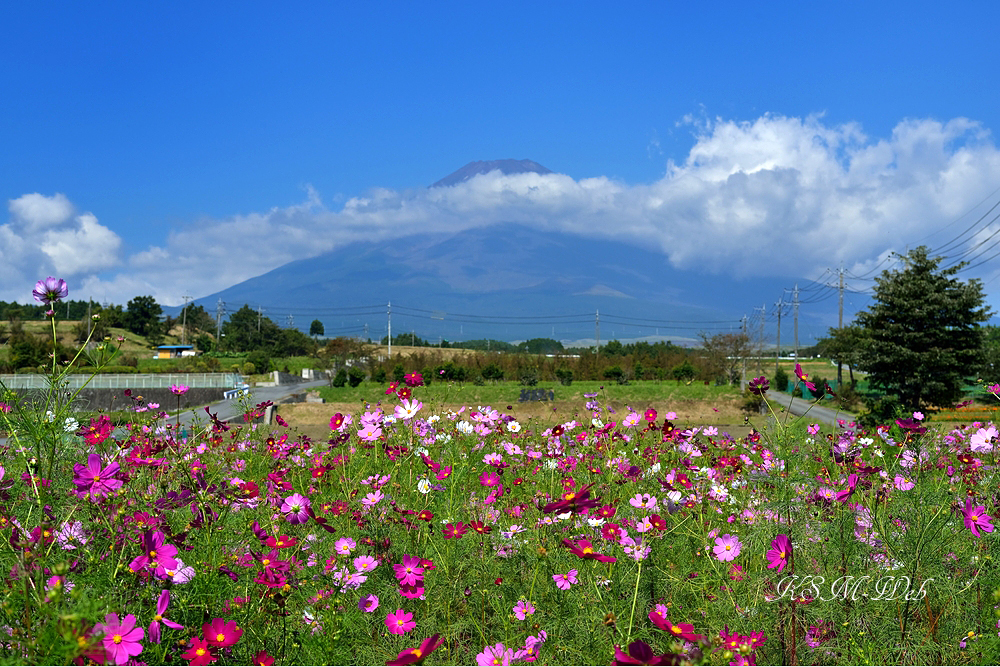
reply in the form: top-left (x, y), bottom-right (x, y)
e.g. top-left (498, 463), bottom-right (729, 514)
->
top-left (317, 379), bottom-right (741, 409)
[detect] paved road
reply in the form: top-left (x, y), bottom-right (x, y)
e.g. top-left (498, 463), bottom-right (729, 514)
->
top-left (169, 378), bottom-right (331, 431)
top-left (0, 379), bottom-right (332, 446)
top-left (764, 390), bottom-right (856, 428)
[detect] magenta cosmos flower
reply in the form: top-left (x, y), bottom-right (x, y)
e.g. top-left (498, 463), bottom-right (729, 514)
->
top-left (203, 618), bottom-right (242, 647)
top-left (713, 534), bottom-right (742, 562)
top-left (129, 530), bottom-right (178, 573)
top-left (280, 493), bottom-right (311, 524)
top-left (386, 608), bottom-right (416, 635)
top-left (553, 569), bottom-right (578, 590)
top-left (393, 555), bottom-right (424, 587)
top-left (33, 276), bottom-right (68, 305)
top-left (387, 634), bottom-right (445, 666)
top-left (169, 384), bottom-right (189, 396)
top-left (766, 534), bottom-right (792, 573)
top-left (72, 453), bottom-right (123, 498)
top-left (149, 589), bottom-right (183, 644)
top-left (962, 497), bottom-right (995, 537)
top-left (359, 594), bottom-right (380, 612)
top-left (94, 613), bottom-right (144, 665)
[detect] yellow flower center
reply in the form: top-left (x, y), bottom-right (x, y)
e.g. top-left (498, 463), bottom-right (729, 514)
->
top-left (154, 614), bottom-right (163, 621)
top-left (725, 545), bottom-right (732, 551)
top-left (112, 634), bottom-right (123, 644)
top-left (972, 514), bottom-right (979, 521)
top-left (412, 649), bottom-right (422, 658)
top-left (216, 633), bottom-right (226, 642)
top-left (196, 648), bottom-right (206, 657)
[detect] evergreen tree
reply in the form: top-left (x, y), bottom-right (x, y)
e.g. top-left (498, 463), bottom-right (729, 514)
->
top-left (855, 246), bottom-right (991, 411)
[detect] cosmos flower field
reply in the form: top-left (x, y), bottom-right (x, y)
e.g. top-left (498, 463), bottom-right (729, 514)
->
top-left (0, 280), bottom-right (999, 665)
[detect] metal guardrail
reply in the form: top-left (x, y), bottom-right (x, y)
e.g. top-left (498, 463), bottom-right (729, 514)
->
top-left (0, 373), bottom-right (245, 390)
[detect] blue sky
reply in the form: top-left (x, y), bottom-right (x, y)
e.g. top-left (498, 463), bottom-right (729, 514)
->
top-left (4, 1), bottom-right (1000, 320)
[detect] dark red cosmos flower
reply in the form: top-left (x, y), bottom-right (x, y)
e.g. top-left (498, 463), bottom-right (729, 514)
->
top-left (403, 372), bottom-right (424, 387)
top-left (649, 514), bottom-right (667, 531)
top-left (443, 522), bottom-right (467, 539)
top-left (601, 523), bottom-right (622, 541)
top-left (748, 376), bottom-right (769, 396)
top-left (562, 538), bottom-right (616, 563)
top-left (542, 483), bottom-right (600, 515)
top-left (648, 612), bottom-right (705, 642)
top-left (386, 634), bottom-right (445, 665)
top-left (385, 382), bottom-right (400, 395)
top-left (469, 520), bottom-right (492, 534)
top-left (417, 510), bottom-right (434, 522)
top-left (612, 640), bottom-right (680, 665)
top-left (596, 504), bottom-right (616, 518)
top-left (397, 387), bottom-right (412, 400)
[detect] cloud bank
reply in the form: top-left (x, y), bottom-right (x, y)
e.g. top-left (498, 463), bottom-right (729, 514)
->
top-left (5, 113), bottom-right (1000, 306)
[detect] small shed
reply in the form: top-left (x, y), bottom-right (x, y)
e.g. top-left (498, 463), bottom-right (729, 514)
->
top-left (154, 345), bottom-right (196, 359)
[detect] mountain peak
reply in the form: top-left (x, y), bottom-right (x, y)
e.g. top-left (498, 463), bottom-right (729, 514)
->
top-left (430, 159), bottom-right (554, 188)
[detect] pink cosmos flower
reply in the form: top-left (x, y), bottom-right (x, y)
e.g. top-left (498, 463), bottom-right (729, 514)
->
top-left (94, 612), bottom-right (144, 665)
top-left (893, 474), bottom-right (915, 491)
top-left (970, 426), bottom-right (998, 453)
top-left (334, 537), bottom-right (356, 555)
top-left (33, 276), bottom-right (68, 304)
top-left (170, 384), bottom-right (190, 396)
top-left (553, 569), bottom-right (578, 590)
top-left (358, 423), bottom-right (383, 442)
top-left (962, 497), bottom-right (995, 537)
top-left (513, 599), bottom-right (535, 620)
top-left (766, 534), bottom-right (792, 573)
top-left (713, 534), bottom-right (741, 562)
top-left (359, 594), bottom-right (379, 612)
top-left (280, 493), bottom-right (311, 524)
top-left (807, 423), bottom-right (821, 435)
top-left (476, 643), bottom-right (514, 666)
top-left (353, 555), bottom-right (378, 573)
top-left (386, 608), bottom-right (416, 635)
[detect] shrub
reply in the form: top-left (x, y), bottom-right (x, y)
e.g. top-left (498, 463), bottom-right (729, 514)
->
top-left (372, 367), bottom-right (387, 383)
top-left (332, 368), bottom-right (348, 387)
top-left (603, 366), bottom-right (627, 385)
top-left (774, 367), bottom-right (789, 392)
top-left (555, 368), bottom-right (574, 386)
top-left (518, 368), bottom-right (539, 386)
top-left (347, 366), bottom-right (365, 388)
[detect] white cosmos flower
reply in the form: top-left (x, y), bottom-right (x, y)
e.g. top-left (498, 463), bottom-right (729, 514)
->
top-left (507, 420), bottom-right (521, 433)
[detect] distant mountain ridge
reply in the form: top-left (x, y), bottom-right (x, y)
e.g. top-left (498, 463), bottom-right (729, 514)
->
top-left (430, 159), bottom-right (553, 187)
top-left (185, 222), bottom-right (813, 345)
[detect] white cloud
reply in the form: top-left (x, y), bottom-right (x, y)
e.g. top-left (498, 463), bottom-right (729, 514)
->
top-left (0, 195), bottom-right (122, 301)
top-left (8, 192), bottom-right (73, 230)
top-left (8, 114), bottom-right (1000, 306)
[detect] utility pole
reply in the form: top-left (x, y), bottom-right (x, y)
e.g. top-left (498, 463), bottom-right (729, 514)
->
top-left (286, 314), bottom-right (294, 328)
top-left (741, 315), bottom-right (748, 391)
top-left (257, 306), bottom-right (263, 332)
top-left (181, 295), bottom-right (192, 345)
top-left (387, 301), bottom-right (392, 359)
top-left (793, 284), bottom-right (799, 361)
top-left (87, 297), bottom-right (92, 339)
top-left (837, 264), bottom-right (844, 387)
top-left (215, 299), bottom-right (226, 348)
top-left (775, 299), bottom-right (782, 376)
top-left (595, 310), bottom-right (600, 356)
